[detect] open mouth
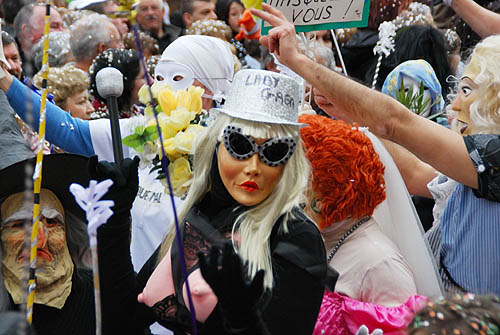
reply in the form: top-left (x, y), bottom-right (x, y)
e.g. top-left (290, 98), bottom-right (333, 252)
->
top-left (240, 181), bottom-right (259, 192)
top-left (459, 122), bottom-right (468, 134)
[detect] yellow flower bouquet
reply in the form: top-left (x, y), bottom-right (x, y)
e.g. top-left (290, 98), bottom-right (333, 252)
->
top-left (123, 82), bottom-right (206, 197)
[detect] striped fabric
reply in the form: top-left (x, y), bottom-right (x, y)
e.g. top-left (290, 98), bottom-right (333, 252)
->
top-left (435, 184), bottom-right (500, 296)
top-left (426, 222), bottom-right (463, 295)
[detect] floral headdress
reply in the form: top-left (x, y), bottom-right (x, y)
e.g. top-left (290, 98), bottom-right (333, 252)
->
top-left (122, 82), bottom-right (206, 197)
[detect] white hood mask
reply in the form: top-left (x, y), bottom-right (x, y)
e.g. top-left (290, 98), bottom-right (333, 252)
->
top-left (155, 35), bottom-right (234, 104)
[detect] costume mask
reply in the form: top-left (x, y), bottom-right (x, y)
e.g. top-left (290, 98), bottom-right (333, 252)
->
top-left (382, 59), bottom-right (444, 118)
top-left (0, 189), bottom-right (73, 309)
top-left (154, 61), bottom-right (195, 91)
top-left (217, 133), bottom-right (284, 207)
top-left (222, 125), bottom-right (296, 167)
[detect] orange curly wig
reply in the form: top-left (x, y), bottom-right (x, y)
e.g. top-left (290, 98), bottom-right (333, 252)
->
top-left (299, 114), bottom-right (386, 229)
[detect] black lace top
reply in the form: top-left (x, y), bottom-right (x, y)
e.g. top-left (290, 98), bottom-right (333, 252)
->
top-left (98, 200), bottom-right (329, 335)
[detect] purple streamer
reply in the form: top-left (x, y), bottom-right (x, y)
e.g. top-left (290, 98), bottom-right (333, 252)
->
top-left (131, 25), bottom-right (198, 335)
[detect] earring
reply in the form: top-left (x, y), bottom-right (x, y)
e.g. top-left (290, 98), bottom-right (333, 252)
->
top-left (310, 198), bottom-right (322, 214)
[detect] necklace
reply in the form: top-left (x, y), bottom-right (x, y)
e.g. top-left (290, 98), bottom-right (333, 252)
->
top-left (327, 216), bottom-right (371, 263)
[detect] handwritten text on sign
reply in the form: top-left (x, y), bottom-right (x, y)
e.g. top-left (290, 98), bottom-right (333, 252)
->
top-left (262, 0), bottom-right (370, 34)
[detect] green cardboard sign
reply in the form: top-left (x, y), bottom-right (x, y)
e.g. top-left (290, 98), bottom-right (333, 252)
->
top-left (261, 0), bottom-right (370, 34)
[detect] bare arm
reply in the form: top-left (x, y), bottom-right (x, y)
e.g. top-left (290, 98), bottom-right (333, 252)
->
top-left (252, 4), bottom-right (477, 189)
top-left (451, 0), bottom-right (500, 38)
top-left (380, 139), bottom-right (436, 198)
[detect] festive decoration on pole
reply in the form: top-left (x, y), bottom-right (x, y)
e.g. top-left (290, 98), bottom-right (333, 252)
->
top-left (371, 21), bottom-right (396, 89)
top-left (26, 0), bottom-right (51, 324)
top-left (70, 179), bottom-right (115, 335)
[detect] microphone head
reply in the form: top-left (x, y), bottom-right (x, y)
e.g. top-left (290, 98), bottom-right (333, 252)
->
top-left (96, 67), bottom-right (124, 98)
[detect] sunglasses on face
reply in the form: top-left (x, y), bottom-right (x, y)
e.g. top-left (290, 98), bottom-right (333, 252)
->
top-left (222, 125), bottom-right (296, 167)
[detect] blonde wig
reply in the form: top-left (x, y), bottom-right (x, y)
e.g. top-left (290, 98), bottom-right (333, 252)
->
top-left (461, 35), bottom-right (500, 134)
top-left (160, 113), bottom-right (310, 289)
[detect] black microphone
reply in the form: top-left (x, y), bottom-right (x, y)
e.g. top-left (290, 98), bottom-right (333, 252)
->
top-left (96, 67), bottom-right (124, 166)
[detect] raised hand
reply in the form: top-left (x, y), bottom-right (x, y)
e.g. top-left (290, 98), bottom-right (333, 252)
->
top-left (250, 3), bottom-right (305, 69)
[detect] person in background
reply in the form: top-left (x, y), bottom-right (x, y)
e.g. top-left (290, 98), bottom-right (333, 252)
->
top-left (136, 0), bottom-right (182, 52)
top-left (13, 3), bottom-right (64, 75)
top-left (89, 48), bottom-right (147, 119)
top-left (122, 30), bottom-right (160, 60)
top-left (215, 0), bottom-right (244, 35)
top-left (215, 0), bottom-right (252, 68)
top-left (70, 13), bottom-right (124, 73)
top-left (375, 25), bottom-right (452, 97)
top-left (33, 63), bottom-right (93, 120)
top-left (1, 32), bottom-right (22, 80)
top-left (0, 0), bottom-right (29, 37)
top-left (181, 0), bottom-right (217, 29)
top-left (31, 31), bottom-right (73, 73)
top-left (81, 0), bottom-right (130, 37)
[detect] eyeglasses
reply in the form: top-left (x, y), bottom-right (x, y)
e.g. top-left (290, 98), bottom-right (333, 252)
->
top-left (222, 125), bottom-right (296, 167)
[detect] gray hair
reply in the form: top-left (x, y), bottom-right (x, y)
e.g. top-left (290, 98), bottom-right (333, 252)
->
top-left (13, 3), bottom-right (37, 39)
top-left (70, 13), bottom-right (113, 62)
top-left (32, 31), bottom-right (72, 72)
top-left (298, 38), bottom-right (336, 71)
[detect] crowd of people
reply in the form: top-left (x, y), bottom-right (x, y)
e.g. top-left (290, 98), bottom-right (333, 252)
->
top-left (0, 0), bottom-right (500, 334)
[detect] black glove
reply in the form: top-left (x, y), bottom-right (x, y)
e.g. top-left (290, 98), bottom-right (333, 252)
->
top-left (198, 242), bottom-right (269, 333)
top-left (87, 155), bottom-right (140, 218)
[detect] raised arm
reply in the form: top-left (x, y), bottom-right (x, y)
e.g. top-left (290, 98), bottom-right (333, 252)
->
top-left (450, 0), bottom-right (500, 38)
top-left (0, 70), bottom-right (133, 161)
top-left (0, 72), bottom-right (95, 156)
top-left (252, 4), bottom-right (477, 189)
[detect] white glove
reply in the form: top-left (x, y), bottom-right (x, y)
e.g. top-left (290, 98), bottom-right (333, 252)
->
top-left (356, 325), bottom-right (384, 335)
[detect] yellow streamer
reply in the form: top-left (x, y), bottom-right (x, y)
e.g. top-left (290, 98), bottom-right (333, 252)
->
top-left (27, 0), bottom-right (51, 324)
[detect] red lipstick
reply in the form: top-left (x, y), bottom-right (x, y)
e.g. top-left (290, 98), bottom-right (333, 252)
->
top-left (240, 181), bottom-right (259, 192)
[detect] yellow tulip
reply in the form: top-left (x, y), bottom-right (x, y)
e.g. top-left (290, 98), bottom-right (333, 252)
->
top-left (176, 86), bottom-right (204, 113)
top-left (158, 87), bottom-right (177, 116)
top-left (171, 107), bottom-right (196, 129)
top-left (137, 84), bottom-right (151, 105)
top-left (151, 82), bottom-right (172, 99)
top-left (172, 131), bottom-right (195, 155)
top-left (185, 124), bottom-right (205, 136)
top-left (167, 157), bottom-right (192, 197)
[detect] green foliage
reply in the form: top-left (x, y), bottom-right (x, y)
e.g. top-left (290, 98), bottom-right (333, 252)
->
top-left (122, 125), bottom-right (159, 152)
top-left (393, 81), bottom-right (443, 120)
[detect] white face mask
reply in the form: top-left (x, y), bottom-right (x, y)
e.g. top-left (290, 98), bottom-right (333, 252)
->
top-left (401, 75), bottom-right (432, 117)
top-left (154, 61), bottom-right (195, 91)
top-left (154, 60), bottom-right (220, 103)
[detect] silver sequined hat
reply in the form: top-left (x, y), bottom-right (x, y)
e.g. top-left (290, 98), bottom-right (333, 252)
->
top-left (213, 69), bottom-right (304, 126)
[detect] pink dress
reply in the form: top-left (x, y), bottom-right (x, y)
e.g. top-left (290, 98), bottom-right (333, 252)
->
top-left (313, 291), bottom-right (427, 335)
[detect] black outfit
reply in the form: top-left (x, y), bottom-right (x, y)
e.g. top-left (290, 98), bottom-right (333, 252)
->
top-left (8, 269), bottom-right (95, 335)
top-left (139, 23), bottom-right (183, 53)
top-left (340, 29), bottom-right (379, 86)
top-left (98, 156), bottom-right (329, 335)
